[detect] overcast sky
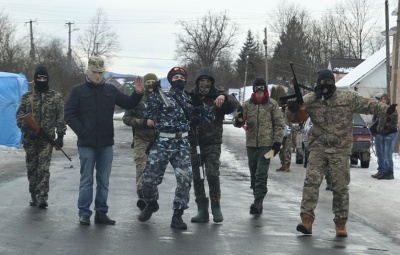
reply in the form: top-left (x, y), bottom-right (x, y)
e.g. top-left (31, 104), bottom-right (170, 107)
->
top-left (2, 0), bottom-right (396, 78)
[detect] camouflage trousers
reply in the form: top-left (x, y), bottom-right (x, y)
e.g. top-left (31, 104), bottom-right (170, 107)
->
top-left (133, 137), bottom-right (150, 197)
top-left (247, 146), bottom-right (271, 199)
top-left (301, 150), bottom-right (350, 220)
top-left (141, 137), bottom-right (192, 210)
top-left (23, 139), bottom-right (53, 201)
top-left (279, 135), bottom-right (292, 165)
top-left (190, 143), bottom-right (221, 202)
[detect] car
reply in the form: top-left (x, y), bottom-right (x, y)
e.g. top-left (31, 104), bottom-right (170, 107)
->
top-left (223, 113), bottom-right (234, 124)
top-left (295, 113), bottom-right (372, 168)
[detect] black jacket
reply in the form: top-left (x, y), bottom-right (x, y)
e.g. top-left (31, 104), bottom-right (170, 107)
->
top-left (64, 80), bottom-right (143, 147)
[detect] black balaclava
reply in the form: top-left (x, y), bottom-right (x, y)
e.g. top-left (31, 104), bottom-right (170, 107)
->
top-left (34, 66), bottom-right (49, 92)
top-left (315, 69), bottom-right (336, 99)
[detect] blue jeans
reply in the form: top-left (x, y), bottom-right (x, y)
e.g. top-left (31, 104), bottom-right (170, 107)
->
top-left (374, 133), bottom-right (398, 174)
top-left (78, 146), bottom-right (113, 217)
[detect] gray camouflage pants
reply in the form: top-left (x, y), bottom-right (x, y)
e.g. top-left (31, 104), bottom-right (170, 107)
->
top-left (141, 137), bottom-right (192, 210)
top-left (300, 150), bottom-right (350, 220)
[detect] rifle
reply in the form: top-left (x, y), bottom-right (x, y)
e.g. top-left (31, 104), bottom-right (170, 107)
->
top-left (279, 63), bottom-right (312, 122)
top-left (153, 80), bottom-right (172, 111)
top-left (22, 114), bottom-right (72, 161)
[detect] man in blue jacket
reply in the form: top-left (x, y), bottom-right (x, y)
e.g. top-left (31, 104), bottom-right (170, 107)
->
top-left (64, 56), bottom-right (144, 225)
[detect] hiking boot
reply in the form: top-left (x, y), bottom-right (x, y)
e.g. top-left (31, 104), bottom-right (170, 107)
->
top-left (276, 163), bottom-right (290, 172)
top-left (334, 218), bottom-right (348, 237)
top-left (136, 198), bottom-right (147, 211)
top-left (95, 211), bottom-right (116, 225)
top-left (29, 194), bottom-right (37, 206)
top-left (211, 199), bottom-right (223, 223)
top-left (296, 213), bottom-right (313, 234)
top-left (138, 200), bottom-right (159, 222)
top-left (371, 172), bottom-right (380, 178)
top-left (250, 197), bottom-right (263, 215)
top-left (171, 209), bottom-right (187, 230)
top-left (384, 172), bottom-right (394, 180)
top-left (191, 198), bottom-right (209, 223)
top-left (376, 173), bottom-right (387, 180)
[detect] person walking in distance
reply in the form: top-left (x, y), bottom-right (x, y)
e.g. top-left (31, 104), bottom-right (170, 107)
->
top-left (188, 67), bottom-right (239, 223)
top-left (122, 73), bottom-right (158, 210)
top-left (64, 56), bottom-right (144, 225)
top-left (16, 66), bottom-right (67, 209)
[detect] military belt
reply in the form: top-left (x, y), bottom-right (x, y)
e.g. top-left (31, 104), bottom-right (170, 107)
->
top-left (159, 132), bottom-right (188, 139)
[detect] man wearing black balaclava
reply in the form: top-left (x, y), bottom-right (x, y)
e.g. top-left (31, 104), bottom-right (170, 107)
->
top-left (286, 69), bottom-right (398, 238)
top-left (16, 66), bottom-right (67, 209)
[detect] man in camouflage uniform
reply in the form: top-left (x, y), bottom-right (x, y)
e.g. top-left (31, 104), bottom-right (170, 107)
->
top-left (286, 69), bottom-right (397, 237)
top-left (233, 77), bottom-right (285, 215)
top-left (16, 66), bottom-right (67, 209)
top-left (138, 67), bottom-right (214, 230)
top-left (122, 73), bottom-right (157, 210)
top-left (188, 67), bottom-right (239, 223)
top-left (276, 109), bottom-right (292, 172)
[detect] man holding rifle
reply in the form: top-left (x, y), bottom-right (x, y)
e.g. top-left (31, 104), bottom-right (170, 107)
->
top-left (16, 66), bottom-right (67, 209)
top-left (286, 69), bottom-right (397, 237)
top-left (188, 67), bottom-right (239, 224)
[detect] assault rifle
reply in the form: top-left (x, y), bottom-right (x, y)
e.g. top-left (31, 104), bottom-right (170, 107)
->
top-left (279, 62), bottom-right (312, 122)
top-left (152, 80), bottom-right (172, 111)
top-left (22, 114), bottom-right (72, 161)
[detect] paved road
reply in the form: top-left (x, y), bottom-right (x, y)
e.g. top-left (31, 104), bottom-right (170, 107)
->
top-left (0, 121), bottom-right (399, 255)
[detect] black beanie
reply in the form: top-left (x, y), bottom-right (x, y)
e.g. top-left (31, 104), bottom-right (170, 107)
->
top-left (253, 77), bottom-right (267, 92)
top-left (34, 66), bottom-right (49, 82)
top-left (34, 66), bottom-right (49, 92)
top-left (317, 69), bottom-right (334, 85)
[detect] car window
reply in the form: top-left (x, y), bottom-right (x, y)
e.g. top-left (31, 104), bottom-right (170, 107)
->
top-left (353, 113), bottom-right (366, 126)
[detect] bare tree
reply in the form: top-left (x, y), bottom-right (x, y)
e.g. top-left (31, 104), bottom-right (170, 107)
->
top-left (176, 11), bottom-right (239, 67)
top-left (77, 9), bottom-right (120, 62)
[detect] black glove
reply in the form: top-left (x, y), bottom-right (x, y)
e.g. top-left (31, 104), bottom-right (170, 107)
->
top-left (152, 80), bottom-right (161, 93)
top-left (386, 104), bottom-right (397, 115)
top-left (272, 142), bottom-right (281, 156)
top-left (189, 93), bottom-right (203, 107)
top-left (22, 125), bottom-right (39, 140)
top-left (190, 117), bottom-right (201, 126)
top-left (141, 119), bottom-right (148, 128)
top-left (287, 101), bottom-right (300, 113)
top-left (55, 135), bottom-right (64, 148)
top-left (236, 106), bottom-right (244, 122)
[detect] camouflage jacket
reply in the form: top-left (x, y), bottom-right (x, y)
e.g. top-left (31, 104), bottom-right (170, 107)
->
top-left (287, 90), bottom-right (389, 154)
top-left (375, 110), bottom-right (398, 135)
top-left (16, 89), bottom-right (67, 140)
top-left (122, 92), bottom-right (155, 142)
top-left (234, 96), bottom-right (284, 147)
top-left (145, 89), bottom-right (214, 134)
top-left (188, 89), bottom-right (239, 145)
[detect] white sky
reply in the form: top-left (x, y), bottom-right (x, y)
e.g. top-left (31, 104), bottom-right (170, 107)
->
top-left (2, 0), bottom-right (396, 78)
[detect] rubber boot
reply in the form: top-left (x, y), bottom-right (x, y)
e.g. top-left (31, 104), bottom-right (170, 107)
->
top-left (138, 200), bottom-right (159, 222)
top-left (171, 209), bottom-right (187, 230)
top-left (249, 197), bottom-right (263, 215)
top-left (210, 200), bottom-right (224, 223)
top-left (296, 213), bottom-right (313, 234)
top-left (191, 198), bottom-right (209, 223)
top-left (334, 218), bottom-right (348, 237)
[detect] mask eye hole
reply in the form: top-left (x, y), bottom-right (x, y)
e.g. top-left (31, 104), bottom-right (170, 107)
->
top-left (320, 79), bottom-right (334, 85)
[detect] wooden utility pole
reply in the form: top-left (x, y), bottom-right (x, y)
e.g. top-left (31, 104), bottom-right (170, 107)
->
top-left (393, 1), bottom-right (400, 104)
top-left (66, 22), bottom-right (74, 62)
top-left (26, 20), bottom-right (36, 60)
top-left (263, 28), bottom-right (268, 83)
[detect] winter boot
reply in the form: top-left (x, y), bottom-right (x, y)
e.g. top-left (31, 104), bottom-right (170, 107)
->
top-left (296, 213), bottom-right (313, 234)
top-left (29, 194), bottom-right (37, 206)
top-left (210, 199), bottom-right (224, 223)
top-left (191, 198), bottom-right (209, 223)
top-left (276, 163), bottom-right (290, 172)
top-left (249, 197), bottom-right (264, 215)
top-left (136, 191), bottom-right (146, 211)
top-left (334, 218), bottom-right (348, 237)
top-left (171, 209), bottom-right (187, 230)
top-left (384, 172), bottom-right (394, 180)
top-left (138, 200), bottom-right (159, 222)
top-left (371, 172), bottom-right (380, 178)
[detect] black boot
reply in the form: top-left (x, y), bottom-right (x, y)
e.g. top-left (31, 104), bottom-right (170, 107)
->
top-left (29, 194), bottom-right (37, 206)
top-left (138, 200), bottom-right (159, 222)
top-left (191, 198), bottom-right (209, 223)
top-left (95, 211), bottom-right (116, 224)
top-left (171, 209), bottom-right (187, 230)
top-left (210, 199), bottom-right (224, 223)
top-left (250, 197), bottom-right (263, 215)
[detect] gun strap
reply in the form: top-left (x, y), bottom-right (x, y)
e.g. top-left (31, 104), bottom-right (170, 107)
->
top-left (30, 89), bottom-right (35, 119)
top-left (170, 93), bottom-right (191, 122)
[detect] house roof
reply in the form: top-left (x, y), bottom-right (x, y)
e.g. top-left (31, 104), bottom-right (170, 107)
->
top-left (329, 58), bottom-right (365, 73)
top-left (336, 46), bottom-right (391, 88)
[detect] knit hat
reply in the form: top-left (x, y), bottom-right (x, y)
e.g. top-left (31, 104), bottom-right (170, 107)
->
top-left (253, 77), bottom-right (267, 93)
top-left (34, 66), bottom-right (49, 82)
top-left (317, 69), bottom-right (335, 85)
top-left (144, 73), bottom-right (158, 83)
top-left (167, 66), bottom-right (187, 83)
top-left (88, 56), bottom-right (105, 72)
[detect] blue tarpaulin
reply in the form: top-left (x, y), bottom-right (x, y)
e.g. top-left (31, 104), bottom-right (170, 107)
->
top-left (0, 72), bottom-right (28, 148)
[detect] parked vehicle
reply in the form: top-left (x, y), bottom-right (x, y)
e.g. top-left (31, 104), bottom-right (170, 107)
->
top-left (295, 113), bottom-right (372, 168)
